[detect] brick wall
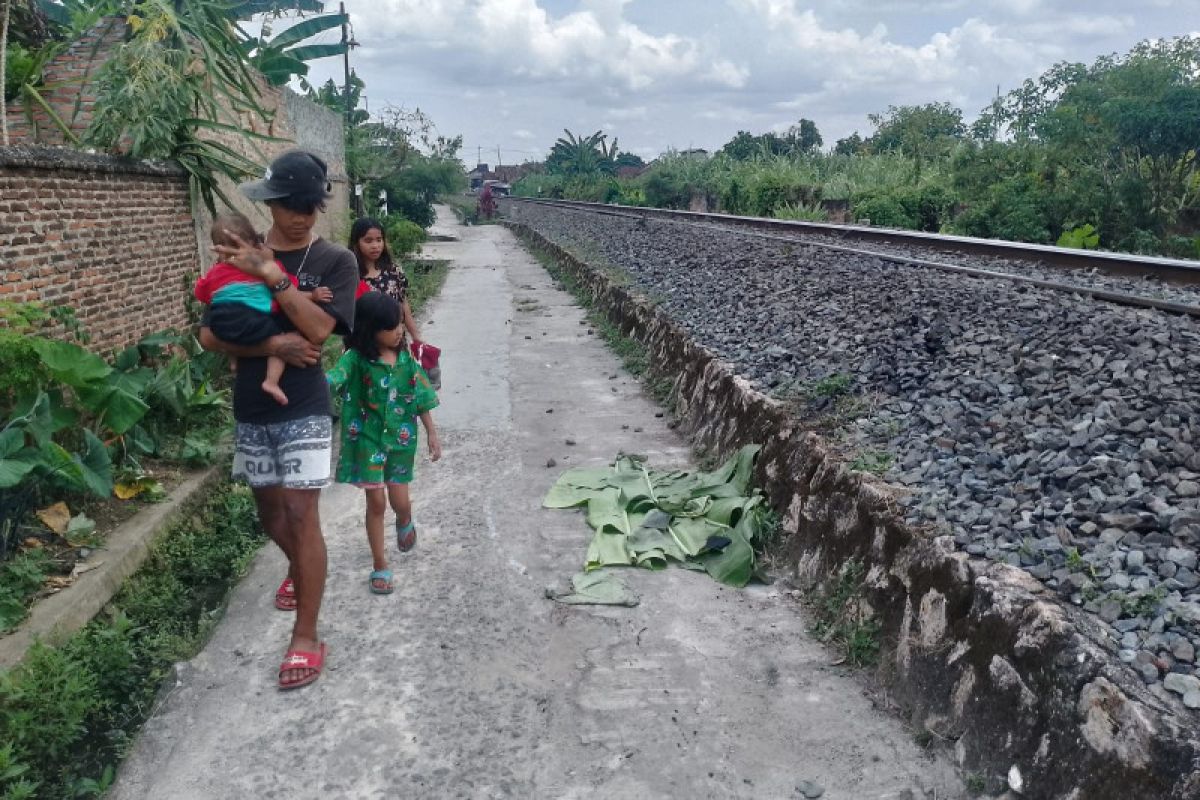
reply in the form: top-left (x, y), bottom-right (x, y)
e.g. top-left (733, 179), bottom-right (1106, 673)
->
top-left (6, 15), bottom-right (349, 250)
top-left (1, 16), bottom-right (349, 352)
top-left (6, 18), bottom-right (126, 147)
top-left (0, 147), bottom-right (197, 351)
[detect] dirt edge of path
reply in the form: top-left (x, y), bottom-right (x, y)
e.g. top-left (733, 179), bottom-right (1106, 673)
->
top-left (506, 220), bottom-right (1200, 800)
top-left (0, 466), bottom-right (223, 671)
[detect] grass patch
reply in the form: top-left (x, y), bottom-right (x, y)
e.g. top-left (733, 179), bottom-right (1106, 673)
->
top-left (810, 559), bottom-right (881, 668)
top-left (965, 773), bottom-right (990, 795)
top-left (0, 550), bottom-right (50, 635)
top-left (848, 450), bottom-right (894, 476)
top-left (589, 314), bottom-right (651, 376)
top-left (771, 374), bottom-right (883, 451)
top-left (810, 373), bottom-right (852, 398)
top-left (0, 477), bottom-right (264, 799)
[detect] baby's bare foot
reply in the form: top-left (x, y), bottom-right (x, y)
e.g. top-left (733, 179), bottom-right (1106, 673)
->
top-left (263, 381), bottom-right (289, 405)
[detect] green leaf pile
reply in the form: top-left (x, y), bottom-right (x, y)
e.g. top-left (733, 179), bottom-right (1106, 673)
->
top-left (544, 445), bottom-right (769, 587)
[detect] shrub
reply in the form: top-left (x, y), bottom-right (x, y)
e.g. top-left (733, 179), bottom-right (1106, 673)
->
top-left (1119, 228), bottom-right (1162, 255)
top-left (2, 44), bottom-right (36, 104)
top-left (385, 189), bottom-right (435, 229)
top-left (0, 303), bottom-right (54, 416)
top-left (902, 183), bottom-right (956, 232)
top-left (640, 171), bottom-right (692, 209)
top-left (1163, 235), bottom-right (1200, 259)
top-left (383, 216), bottom-right (426, 257)
top-left (1056, 224), bottom-right (1101, 249)
top-left (563, 176), bottom-right (619, 203)
top-left (719, 177), bottom-right (750, 215)
top-left (950, 174), bottom-right (1051, 243)
top-left (617, 184), bottom-right (646, 206)
top-left (748, 173), bottom-right (820, 217)
top-left (851, 192), bottom-right (918, 229)
top-left (513, 172), bottom-right (567, 198)
top-left (0, 480), bottom-right (263, 798)
top-left (0, 335), bottom-right (46, 418)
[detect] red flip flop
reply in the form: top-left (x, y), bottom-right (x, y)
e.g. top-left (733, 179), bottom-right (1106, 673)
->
top-left (274, 577), bottom-right (296, 611)
top-left (278, 643), bottom-right (326, 691)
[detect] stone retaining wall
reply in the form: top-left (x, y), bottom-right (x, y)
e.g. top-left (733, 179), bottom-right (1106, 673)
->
top-left (507, 221), bottom-right (1200, 800)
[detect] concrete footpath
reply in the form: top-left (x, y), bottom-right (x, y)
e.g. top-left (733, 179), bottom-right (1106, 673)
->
top-left (110, 208), bottom-right (963, 800)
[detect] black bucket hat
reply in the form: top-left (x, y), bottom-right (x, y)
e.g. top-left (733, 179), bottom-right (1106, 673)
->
top-left (240, 150), bottom-right (332, 202)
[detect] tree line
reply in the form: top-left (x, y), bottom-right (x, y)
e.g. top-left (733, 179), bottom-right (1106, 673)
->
top-left (515, 36), bottom-right (1200, 258)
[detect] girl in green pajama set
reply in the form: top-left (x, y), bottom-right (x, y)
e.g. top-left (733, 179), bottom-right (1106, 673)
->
top-left (327, 292), bottom-right (441, 594)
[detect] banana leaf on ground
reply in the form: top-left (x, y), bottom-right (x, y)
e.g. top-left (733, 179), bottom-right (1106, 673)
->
top-left (543, 445), bottom-right (768, 587)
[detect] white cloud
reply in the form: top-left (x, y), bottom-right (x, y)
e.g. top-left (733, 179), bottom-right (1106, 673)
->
top-left (604, 105), bottom-right (649, 121)
top-left (293, 0), bottom-right (1197, 162)
top-left (733, 0), bottom-right (1038, 86)
top-left (352, 0), bottom-right (745, 94)
top-left (1014, 14), bottom-right (1135, 42)
top-left (721, 0), bottom-right (1057, 137)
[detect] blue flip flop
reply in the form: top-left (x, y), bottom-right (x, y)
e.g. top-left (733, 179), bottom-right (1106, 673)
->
top-left (396, 521), bottom-right (417, 552)
top-left (368, 569), bottom-right (394, 595)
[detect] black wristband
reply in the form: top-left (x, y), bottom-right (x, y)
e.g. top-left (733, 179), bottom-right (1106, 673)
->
top-left (268, 276), bottom-right (292, 294)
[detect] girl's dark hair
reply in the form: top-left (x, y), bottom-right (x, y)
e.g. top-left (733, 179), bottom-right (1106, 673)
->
top-left (345, 291), bottom-right (402, 360)
top-left (348, 217), bottom-right (395, 279)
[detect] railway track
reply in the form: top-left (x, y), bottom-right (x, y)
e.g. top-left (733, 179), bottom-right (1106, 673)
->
top-left (504, 198), bottom-right (1200, 717)
top-left (507, 197), bottom-right (1200, 318)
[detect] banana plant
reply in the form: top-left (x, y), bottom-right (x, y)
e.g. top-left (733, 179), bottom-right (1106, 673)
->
top-left (231, 0), bottom-right (323, 15)
top-left (547, 129), bottom-right (622, 177)
top-left (244, 10), bottom-right (348, 86)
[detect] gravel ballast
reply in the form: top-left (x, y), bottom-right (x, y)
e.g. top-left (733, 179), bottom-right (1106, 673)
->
top-left (506, 200), bottom-right (1200, 712)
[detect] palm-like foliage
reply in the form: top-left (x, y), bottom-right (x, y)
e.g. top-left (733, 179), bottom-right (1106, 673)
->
top-left (243, 10), bottom-right (347, 86)
top-left (546, 128), bottom-right (620, 176)
top-left (84, 0), bottom-right (287, 211)
top-left (231, 0), bottom-right (322, 14)
top-left (4, 0), bottom-right (346, 208)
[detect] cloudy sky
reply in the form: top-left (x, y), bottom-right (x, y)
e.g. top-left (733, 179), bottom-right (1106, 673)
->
top-left (286, 0), bottom-right (1200, 164)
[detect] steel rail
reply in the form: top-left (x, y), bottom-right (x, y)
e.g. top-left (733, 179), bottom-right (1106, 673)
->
top-left (506, 197), bottom-right (1200, 320)
top-left (508, 197), bottom-right (1200, 286)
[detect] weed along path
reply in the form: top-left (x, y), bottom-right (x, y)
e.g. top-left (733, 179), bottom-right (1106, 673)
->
top-left (111, 208), bottom-right (963, 800)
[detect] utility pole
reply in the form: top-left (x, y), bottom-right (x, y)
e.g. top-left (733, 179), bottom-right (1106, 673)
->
top-left (496, 147), bottom-right (502, 167)
top-left (1, 0), bottom-right (11, 146)
top-left (341, 2), bottom-right (360, 216)
top-left (341, 3), bottom-right (351, 129)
